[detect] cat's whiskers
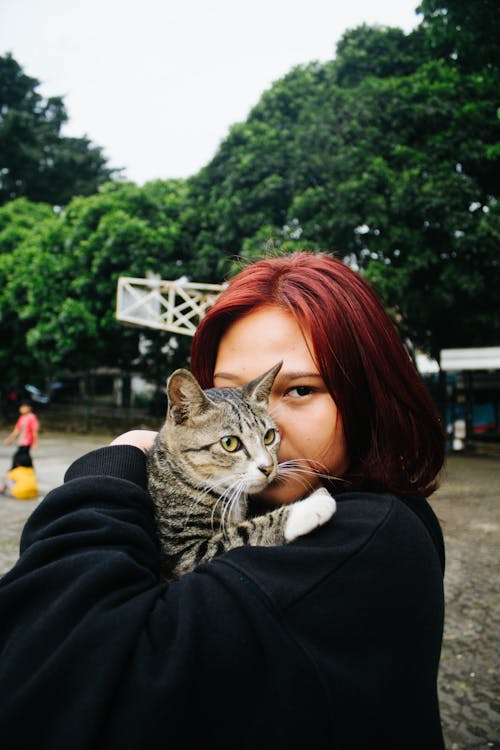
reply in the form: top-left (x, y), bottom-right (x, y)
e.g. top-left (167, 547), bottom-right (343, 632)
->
top-left (277, 465), bottom-right (316, 493)
top-left (182, 475), bottom-right (234, 528)
top-left (202, 478), bottom-right (233, 533)
top-left (283, 457), bottom-right (334, 477)
top-left (216, 484), bottom-right (234, 536)
top-left (308, 462), bottom-right (347, 485)
top-left (206, 478), bottom-right (238, 531)
top-left (220, 479), bottom-right (247, 538)
top-left (276, 459), bottom-right (344, 491)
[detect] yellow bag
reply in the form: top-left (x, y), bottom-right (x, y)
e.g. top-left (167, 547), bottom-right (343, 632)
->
top-left (6, 466), bottom-right (39, 500)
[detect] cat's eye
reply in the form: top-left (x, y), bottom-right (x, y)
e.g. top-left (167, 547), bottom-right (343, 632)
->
top-left (263, 428), bottom-right (276, 445)
top-left (220, 435), bottom-right (242, 452)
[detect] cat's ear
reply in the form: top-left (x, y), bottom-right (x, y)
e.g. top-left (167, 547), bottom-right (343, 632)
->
top-left (167, 369), bottom-right (210, 424)
top-left (242, 361), bottom-right (282, 405)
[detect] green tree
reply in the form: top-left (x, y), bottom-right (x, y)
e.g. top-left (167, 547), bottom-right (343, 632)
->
top-left (334, 24), bottom-right (429, 86)
top-left (188, 15), bottom-right (499, 357)
top-left (417, 0), bottom-right (500, 72)
top-left (293, 59), bottom-right (500, 355)
top-left (0, 197), bottom-right (54, 254)
top-left (1, 181), bottom-right (195, 383)
top-left (0, 199), bottom-right (58, 384)
top-left (0, 53), bottom-right (118, 206)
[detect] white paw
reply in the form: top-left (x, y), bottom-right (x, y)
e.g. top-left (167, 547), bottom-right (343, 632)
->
top-left (284, 488), bottom-right (337, 542)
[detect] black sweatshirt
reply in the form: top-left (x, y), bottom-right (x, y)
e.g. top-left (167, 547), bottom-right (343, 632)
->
top-left (0, 446), bottom-right (445, 749)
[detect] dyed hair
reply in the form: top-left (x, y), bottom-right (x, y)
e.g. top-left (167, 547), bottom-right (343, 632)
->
top-left (190, 252), bottom-right (444, 498)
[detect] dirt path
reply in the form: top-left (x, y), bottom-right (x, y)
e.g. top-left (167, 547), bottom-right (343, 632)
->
top-left (429, 455), bottom-right (500, 749)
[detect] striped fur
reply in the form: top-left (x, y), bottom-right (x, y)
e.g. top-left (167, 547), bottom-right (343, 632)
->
top-left (147, 363), bottom-right (336, 580)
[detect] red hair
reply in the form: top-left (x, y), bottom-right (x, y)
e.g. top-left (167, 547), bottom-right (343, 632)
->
top-left (190, 252), bottom-right (444, 497)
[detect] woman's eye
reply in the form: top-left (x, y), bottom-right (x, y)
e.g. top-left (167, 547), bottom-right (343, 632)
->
top-left (287, 386), bottom-right (314, 398)
top-left (220, 435), bottom-right (241, 452)
top-left (263, 428), bottom-right (276, 445)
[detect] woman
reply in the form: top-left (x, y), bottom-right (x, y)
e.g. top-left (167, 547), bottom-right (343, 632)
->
top-left (0, 252), bottom-right (445, 749)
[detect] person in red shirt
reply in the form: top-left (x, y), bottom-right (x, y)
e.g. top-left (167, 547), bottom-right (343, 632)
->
top-left (3, 400), bottom-right (40, 469)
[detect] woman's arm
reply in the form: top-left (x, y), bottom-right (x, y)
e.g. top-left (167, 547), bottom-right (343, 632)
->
top-left (109, 429), bottom-right (158, 452)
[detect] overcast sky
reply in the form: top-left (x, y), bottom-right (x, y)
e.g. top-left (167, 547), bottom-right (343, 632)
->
top-left (1, 0), bottom-right (421, 184)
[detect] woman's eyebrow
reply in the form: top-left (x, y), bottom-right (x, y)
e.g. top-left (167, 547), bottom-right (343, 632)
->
top-left (282, 372), bottom-right (323, 381)
top-left (213, 371), bottom-right (323, 382)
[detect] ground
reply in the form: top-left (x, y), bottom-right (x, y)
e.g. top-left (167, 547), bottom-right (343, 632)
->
top-left (0, 433), bottom-right (499, 749)
top-left (431, 453), bottom-right (500, 749)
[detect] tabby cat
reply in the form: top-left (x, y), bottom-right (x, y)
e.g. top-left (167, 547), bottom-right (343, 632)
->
top-left (147, 362), bottom-right (336, 580)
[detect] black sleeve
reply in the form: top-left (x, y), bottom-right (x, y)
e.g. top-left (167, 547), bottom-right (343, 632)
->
top-left (0, 447), bottom-right (265, 749)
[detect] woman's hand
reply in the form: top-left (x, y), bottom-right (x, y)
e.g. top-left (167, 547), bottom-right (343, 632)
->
top-left (110, 430), bottom-right (158, 453)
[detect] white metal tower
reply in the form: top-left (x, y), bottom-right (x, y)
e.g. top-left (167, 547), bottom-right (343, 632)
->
top-left (115, 274), bottom-right (226, 336)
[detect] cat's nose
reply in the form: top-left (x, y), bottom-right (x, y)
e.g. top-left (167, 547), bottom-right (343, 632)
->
top-left (258, 464), bottom-right (274, 477)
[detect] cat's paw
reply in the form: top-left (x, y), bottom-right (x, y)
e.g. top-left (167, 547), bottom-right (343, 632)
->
top-left (284, 488), bottom-right (336, 542)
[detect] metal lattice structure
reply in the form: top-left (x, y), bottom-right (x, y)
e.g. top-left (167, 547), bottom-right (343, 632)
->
top-left (116, 276), bottom-right (226, 337)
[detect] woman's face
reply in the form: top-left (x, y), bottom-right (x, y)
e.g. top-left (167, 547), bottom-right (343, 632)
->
top-left (213, 306), bottom-right (349, 507)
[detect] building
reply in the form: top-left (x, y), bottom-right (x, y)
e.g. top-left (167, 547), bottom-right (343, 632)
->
top-left (441, 347), bottom-right (500, 450)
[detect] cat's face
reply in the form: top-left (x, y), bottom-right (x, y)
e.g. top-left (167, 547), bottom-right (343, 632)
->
top-left (163, 365), bottom-right (281, 502)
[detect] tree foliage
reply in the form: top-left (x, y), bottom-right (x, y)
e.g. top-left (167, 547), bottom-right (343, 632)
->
top-left (0, 53), bottom-right (118, 206)
top-left (188, 7), bottom-right (500, 358)
top-left (0, 182), bottom-right (193, 384)
top-left (417, 0), bottom-right (500, 72)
